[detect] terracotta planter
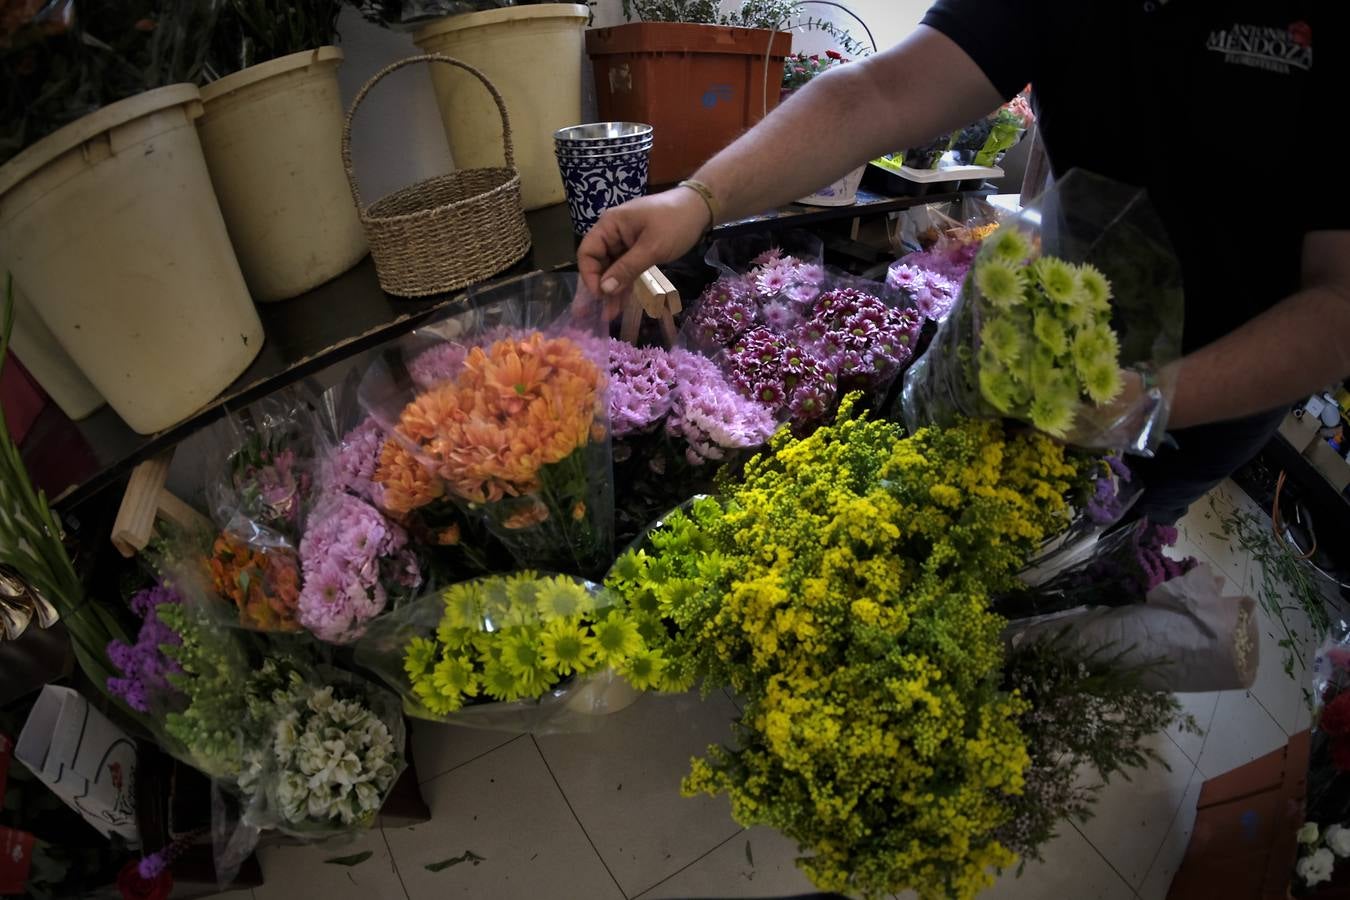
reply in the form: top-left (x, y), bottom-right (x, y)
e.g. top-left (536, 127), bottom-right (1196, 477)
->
top-left (586, 22), bottom-right (791, 185)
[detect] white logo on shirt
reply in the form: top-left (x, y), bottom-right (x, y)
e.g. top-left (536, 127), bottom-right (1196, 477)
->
top-left (1206, 23), bottom-right (1313, 74)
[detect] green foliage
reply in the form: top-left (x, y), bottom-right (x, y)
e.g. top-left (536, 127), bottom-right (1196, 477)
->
top-left (207, 0), bottom-right (343, 77)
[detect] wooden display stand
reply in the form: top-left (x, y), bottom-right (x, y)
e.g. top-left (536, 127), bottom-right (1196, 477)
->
top-left (1169, 729), bottom-right (1310, 899)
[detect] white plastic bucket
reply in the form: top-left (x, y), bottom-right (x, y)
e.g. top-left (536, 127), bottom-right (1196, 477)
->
top-left (0, 85), bottom-right (264, 435)
top-left (8, 284), bottom-right (104, 421)
top-left (414, 4), bottom-right (590, 210)
top-left (198, 47), bottom-right (368, 302)
top-left (797, 165), bottom-right (866, 207)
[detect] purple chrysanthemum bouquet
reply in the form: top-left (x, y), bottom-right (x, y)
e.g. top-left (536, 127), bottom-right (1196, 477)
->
top-left (297, 490), bottom-right (421, 644)
top-left (107, 583), bottom-right (184, 713)
top-left (606, 339), bottom-right (775, 542)
top-left (685, 252), bottom-right (827, 351)
top-left (885, 263), bottom-right (960, 322)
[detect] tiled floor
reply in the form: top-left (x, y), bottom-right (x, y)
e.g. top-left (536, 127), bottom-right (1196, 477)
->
top-left (214, 481), bottom-right (1332, 900)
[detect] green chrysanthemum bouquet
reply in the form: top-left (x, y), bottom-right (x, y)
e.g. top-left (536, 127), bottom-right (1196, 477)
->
top-left (356, 571), bottom-right (660, 730)
top-left (901, 170), bottom-right (1184, 453)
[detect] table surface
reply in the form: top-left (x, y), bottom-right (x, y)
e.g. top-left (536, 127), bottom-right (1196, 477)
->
top-left (23, 187), bottom-right (993, 510)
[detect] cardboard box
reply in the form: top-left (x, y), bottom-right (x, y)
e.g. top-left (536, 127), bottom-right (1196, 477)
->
top-left (1278, 411), bottom-right (1321, 453)
top-left (1305, 439), bottom-right (1350, 493)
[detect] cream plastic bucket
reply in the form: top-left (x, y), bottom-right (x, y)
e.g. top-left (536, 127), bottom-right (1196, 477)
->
top-left (414, 4), bottom-right (589, 210)
top-left (0, 84), bottom-right (264, 435)
top-left (8, 284), bottom-right (104, 421)
top-left (198, 47), bottom-right (368, 302)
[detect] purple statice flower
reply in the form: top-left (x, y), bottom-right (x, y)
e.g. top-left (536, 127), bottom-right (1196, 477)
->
top-left (297, 492), bottom-right (420, 643)
top-left (689, 278), bottom-right (757, 348)
top-left (607, 339), bottom-right (675, 437)
top-left (107, 584), bottom-right (184, 713)
top-left (408, 342), bottom-right (468, 391)
top-left (1086, 454), bottom-right (1132, 525)
top-left (667, 349), bottom-right (776, 464)
top-left (1135, 523), bottom-right (1197, 590)
top-left (320, 417), bottom-right (387, 507)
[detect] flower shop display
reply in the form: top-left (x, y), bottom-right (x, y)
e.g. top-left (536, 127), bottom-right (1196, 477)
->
top-left (361, 273), bottom-right (613, 577)
top-left (587, 1), bottom-right (793, 183)
top-left (607, 339), bottom-right (776, 543)
top-left (412, 5), bottom-right (593, 210)
top-left (1306, 625), bottom-right (1350, 831)
top-left (605, 399), bottom-right (1189, 897)
top-left (197, 2), bottom-right (367, 302)
top-left (884, 262), bottom-right (959, 322)
top-left (356, 572), bottom-right (645, 731)
top-left (901, 170), bottom-right (1184, 453)
top-left (951, 90), bottom-right (1035, 167)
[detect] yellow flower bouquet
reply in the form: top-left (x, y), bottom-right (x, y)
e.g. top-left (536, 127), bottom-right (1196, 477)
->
top-left (606, 398), bottom-right (1085, 899)
top-left (355, 571), bottom-right (658, 731)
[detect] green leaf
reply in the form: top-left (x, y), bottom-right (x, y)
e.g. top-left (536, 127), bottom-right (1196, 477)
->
top-left (324, 851), bottom-right (374, 867)
top-left (425, 850), bottom-right (486, 872)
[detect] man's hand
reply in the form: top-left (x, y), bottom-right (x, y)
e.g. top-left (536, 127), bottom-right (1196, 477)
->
top-left (577, 188), bottom-right (711, 297)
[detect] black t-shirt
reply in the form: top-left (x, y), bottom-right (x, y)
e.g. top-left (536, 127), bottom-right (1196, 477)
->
top-left (923, 0), bottom-right (1346, 352)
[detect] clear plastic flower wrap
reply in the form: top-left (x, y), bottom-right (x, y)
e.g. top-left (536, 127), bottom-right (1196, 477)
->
top-left (900, 169), bottom-right (1185, 454)
top-left (210, 663), bottom-right (407, 885)
top-left (359, 273), bottom-right (614, 579)
top-left (354, 571), bottom-right (645, 734)
top-left (204, 385), bottom-right (326, 550)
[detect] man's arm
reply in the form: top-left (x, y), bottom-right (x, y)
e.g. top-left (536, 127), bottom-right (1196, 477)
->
top-left (577, 25), bottom-right (1006, 295)
top-left (1165, 230), bottom-right (1350, 429)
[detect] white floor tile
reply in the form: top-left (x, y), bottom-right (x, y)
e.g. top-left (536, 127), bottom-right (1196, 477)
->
top-left (1195, 690), bottom-right (1290, 779)
top-left (980, 824), bottom-right (1134, 900)
top-left (534, 691), bottom-right (744, 897)
top-left (636, 826), bottom-right (817, 899)
top-left (409, 718), bottom-right (521, 783)
top-left (1165, 691), bottom-right (1218, 765)
top-left (1248, 592), bottom-right (1315, 735)
top-left (1074, 732), bottom-right (1196, 889)
top-left (1136, 772), bottom-right (1203, 900)
top-left (253, 827), bottom-right (407, 900)
top-left (1176, 495), bottom-right (1248, 586)
top-left (384, 735), bottom-right (623, 900)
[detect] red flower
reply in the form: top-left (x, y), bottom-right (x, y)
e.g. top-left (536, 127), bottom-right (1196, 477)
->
top-left (1320, 691), bottom-right (1350, 737)
top-left (825, 49), bottom-right (843, 60)
top-left (117, 861), bottom-right (172, 900)
top-left (809, 54), bottom-right (820, 61)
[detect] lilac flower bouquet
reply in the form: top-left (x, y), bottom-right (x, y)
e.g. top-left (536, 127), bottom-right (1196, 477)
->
top-left (885, 263), bottom-right (960, 322)
top-left (606, 338), bottom-right (775, 542)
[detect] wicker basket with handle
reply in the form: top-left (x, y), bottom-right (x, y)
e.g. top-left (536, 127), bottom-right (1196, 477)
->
top-left (342, 54), bottom-right (532, 297)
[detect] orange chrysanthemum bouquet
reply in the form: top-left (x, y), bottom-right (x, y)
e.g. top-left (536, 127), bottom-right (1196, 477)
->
top-left (361, 274), bottom-right (614, 578)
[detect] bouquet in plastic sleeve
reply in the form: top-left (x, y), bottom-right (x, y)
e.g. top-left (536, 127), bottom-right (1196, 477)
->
top-left (356, 572), bottom-right (646, 733)
top-left (209, 660), bottom-right (406, 883)
top-left (901, 170), bottom-right (1184, 454)
top-left (606, 339), bottom-right (775, 544)
top-left (951, 91), bottom-right (1035, 167)
top-left (899, 132), bottom-right (951, 170)
top-left (1306, 624), bottom-right (1350, 833)
top-left (205, 386), bottom-right (323, 548)
top-left (361, 273), bottom-right (613, 578)
top-left (683, 231), bottom-right (827, 353)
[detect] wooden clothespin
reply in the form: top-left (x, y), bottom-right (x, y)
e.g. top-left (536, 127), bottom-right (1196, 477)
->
top-left (111, 451), bottom-right (213, 558)
top-left (622, 266), bottom-right (682, 346)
